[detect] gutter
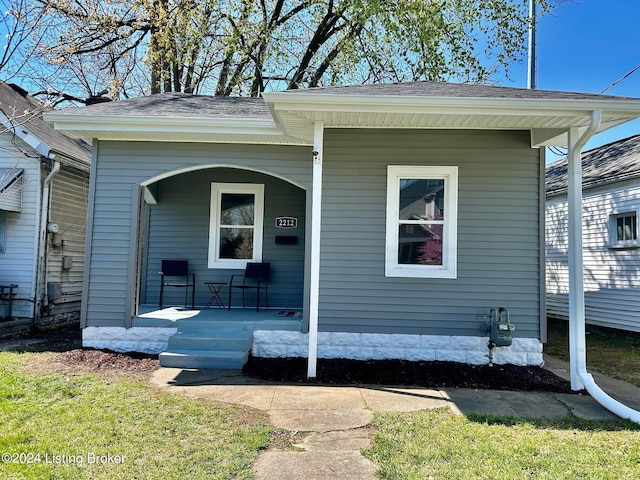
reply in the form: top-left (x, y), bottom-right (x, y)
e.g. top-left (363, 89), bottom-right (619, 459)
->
top-left (34, 159), bottom-right (60, 325)
top-left (567, 110), bottom-right (640, 423)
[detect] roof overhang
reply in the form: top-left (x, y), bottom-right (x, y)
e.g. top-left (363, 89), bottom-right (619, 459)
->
top-left (0, 168), bottom-right (24, 212)
top-left (44, 89), bottom-right (640, 148)
top-left (43, 112), bottom-right (311, 146)
top-left (1, 110), bottom-right (56, 158)
top-left (262, 92), bottom-right (640, 148)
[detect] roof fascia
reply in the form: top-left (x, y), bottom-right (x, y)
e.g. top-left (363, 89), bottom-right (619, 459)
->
top-left (44, 113), bottom-right (284, 138)
top-left (263, 92), bottom-right (640, 118)
top-left (0, 110), bottom-right (54, 158)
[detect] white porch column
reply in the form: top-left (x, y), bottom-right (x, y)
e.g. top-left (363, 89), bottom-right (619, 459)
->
top-left (307, 121), bottom-right (324, 378)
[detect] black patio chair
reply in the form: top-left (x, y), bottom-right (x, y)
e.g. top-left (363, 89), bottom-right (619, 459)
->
top-left (159, 259), bottom-right (195, 309)
top-left (228, 262), bottom-right (270, 311)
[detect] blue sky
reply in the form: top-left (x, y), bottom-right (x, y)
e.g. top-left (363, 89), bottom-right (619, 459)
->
top-left (511, 0), bottom-right (640, 162)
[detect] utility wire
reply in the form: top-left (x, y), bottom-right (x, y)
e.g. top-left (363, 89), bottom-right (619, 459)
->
top-left (600, 64), bottom-right (640, 94)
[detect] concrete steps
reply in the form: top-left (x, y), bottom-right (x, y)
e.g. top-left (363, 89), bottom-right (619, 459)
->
top-left (159, 316), bottom-right (301, 369)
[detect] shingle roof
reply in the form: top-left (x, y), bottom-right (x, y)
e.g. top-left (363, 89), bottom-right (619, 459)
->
top-left (0, 82), bottom-right (91, 168)
top-left (546, 134), bottom-right (640, 196)
top-left (52, 81), bottom-right (637, 120)
top-left (283, 81), bottom-right (637, 101)
top-left (57, 92), bottom-right (271, 119)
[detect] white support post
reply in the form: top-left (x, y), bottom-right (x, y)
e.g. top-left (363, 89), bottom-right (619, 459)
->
top-left (567, 126), bottom-right (586, 390)
top-left (307, 121), bottom-right (324, 378)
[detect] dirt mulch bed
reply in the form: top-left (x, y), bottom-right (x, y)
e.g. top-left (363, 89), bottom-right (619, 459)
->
top-left (243, 356), bottom-right (576, 393)
top-left (1, 325), bottom-right (159, 381)
top-left (2, 325), bottom-right (573, 392)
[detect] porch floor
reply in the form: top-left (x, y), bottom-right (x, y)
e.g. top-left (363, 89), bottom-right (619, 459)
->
top-left (134, 305), bottom-right (304, 330)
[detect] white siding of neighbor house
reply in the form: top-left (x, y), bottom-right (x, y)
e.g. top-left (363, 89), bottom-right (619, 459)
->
top-left (546, 180), bottom-right (640, 332)
top-left (0, 135), bottom-right (40, 319)
top-left (85, 130), bottom-right (543, 340)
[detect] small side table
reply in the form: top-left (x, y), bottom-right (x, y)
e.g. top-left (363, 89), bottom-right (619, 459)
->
top-left (204, 282), bottom-right (226, 309)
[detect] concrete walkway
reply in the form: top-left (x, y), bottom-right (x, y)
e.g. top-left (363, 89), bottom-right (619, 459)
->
top-left (152, 356), bottom-right (640, 479)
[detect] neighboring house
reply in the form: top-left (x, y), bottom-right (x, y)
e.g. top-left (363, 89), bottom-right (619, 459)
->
top-left (0, 82), bottom-right (91, 336)
top-left (44, 82), bottom-right (640, 371)
top-left (546, 134), bottom-right (640, 332)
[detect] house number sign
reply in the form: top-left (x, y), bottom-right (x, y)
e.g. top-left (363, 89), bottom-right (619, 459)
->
top-left (276, 217), bottom-right (298, 228)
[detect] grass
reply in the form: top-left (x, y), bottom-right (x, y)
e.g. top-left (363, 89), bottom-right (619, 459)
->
top-left (363, 408), bottom-right (640, 480)
top-left (0, 351), bottom-right (271, 479)
top-left (545, 317), bottom-right (640, 387)
top-left (364, 319), bottom-right (640, 479)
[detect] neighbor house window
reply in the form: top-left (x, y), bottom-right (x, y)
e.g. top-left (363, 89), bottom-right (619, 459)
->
top-left (385, 166), bottom-right (458, 278)
top-left (609, 210), bottom-right (640, 248)
top-left (208, 183), bottom-right (264, 268)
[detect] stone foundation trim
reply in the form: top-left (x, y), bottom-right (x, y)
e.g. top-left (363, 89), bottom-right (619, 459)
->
top-left (252, 331), bottom-right (544, 367)
top-left (82, 326), bottom-right (177, 354)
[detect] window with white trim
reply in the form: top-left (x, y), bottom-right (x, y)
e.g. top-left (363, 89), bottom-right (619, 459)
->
top-left (608, 209), bottom-right (640, 249)
top-left (208, 183), bottom-right (264, 268)
top-left (385, 166), bottom-right (458, 278)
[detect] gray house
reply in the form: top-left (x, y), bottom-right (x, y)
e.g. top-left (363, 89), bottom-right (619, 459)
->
top-left (547, 134), bottom-right (640, 332)
top-left (0, 82), bottom-right (91, 336)
top-left (45, 82), bottom-right (640, 372)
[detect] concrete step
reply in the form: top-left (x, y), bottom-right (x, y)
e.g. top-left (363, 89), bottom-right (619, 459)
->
top-left (166, 331), bottom-right (252, 351)
top-left (159, 349), bottom-right (249, 369)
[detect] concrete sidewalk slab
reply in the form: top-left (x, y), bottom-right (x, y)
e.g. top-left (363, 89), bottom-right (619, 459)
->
top-left (151, 358), bottom-right (640, 480)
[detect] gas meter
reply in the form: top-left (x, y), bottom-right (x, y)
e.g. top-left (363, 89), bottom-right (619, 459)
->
top-left (479, 307), bottom-right (515, 348)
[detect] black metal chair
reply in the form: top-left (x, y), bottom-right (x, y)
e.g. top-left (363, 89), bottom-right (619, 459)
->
top-left (159, 260), bottom-right (195, 309)
top-left (228, 262), bottom-right (270, 311)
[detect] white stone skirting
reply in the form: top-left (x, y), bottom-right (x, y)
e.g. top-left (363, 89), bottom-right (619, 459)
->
top-left (83, 326), bottom-right (177, 354)
top-left (253, 330), bottom-right (544, 366)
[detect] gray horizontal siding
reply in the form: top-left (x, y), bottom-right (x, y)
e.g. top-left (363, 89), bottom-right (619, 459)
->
top-left (85, 141), bottom-right (310, 327)
top-left (143, 168), bottom-right (306, 308)
top-left (318, 129), bottom-right (542, 338)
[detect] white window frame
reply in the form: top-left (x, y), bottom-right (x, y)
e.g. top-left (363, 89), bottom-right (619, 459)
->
top-left (208, 183), bottom-right (265, 268)
top-left (608, 208), bottom-right (640, 249)
top-left (385, 166), bottom-right (458, 278)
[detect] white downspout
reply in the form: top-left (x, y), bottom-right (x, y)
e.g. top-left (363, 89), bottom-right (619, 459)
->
top-left (567, 111), bottom-right (640, 423)
top-left (307, 121), bottom-right (324, 378)
top-left (34, 158), bottom-right (60, 325)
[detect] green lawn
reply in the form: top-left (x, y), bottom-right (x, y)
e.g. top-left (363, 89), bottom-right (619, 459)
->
top-left (545, 317), bottom-right (640, 387)
top-left (0, 351), bottom-right (271, 479)
top-left (364, 319), bottom-right (640, 479)
top-left (364, 408), bottom-right (640, 480)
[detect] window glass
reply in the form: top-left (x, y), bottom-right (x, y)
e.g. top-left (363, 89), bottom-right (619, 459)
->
top-left (616, 214), bottom-right (637, 242)
top-left (220, 193), bottom-right (255, 226)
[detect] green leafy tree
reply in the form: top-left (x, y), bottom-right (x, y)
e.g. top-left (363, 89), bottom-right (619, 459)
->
top-left (7, 0), bottom-right (564, 102)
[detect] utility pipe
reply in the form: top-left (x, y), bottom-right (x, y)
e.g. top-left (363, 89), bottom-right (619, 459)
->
top-left (34, 159), bottom-right (60, 325)
top-left (567, 111), bottom-right (640, 423)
